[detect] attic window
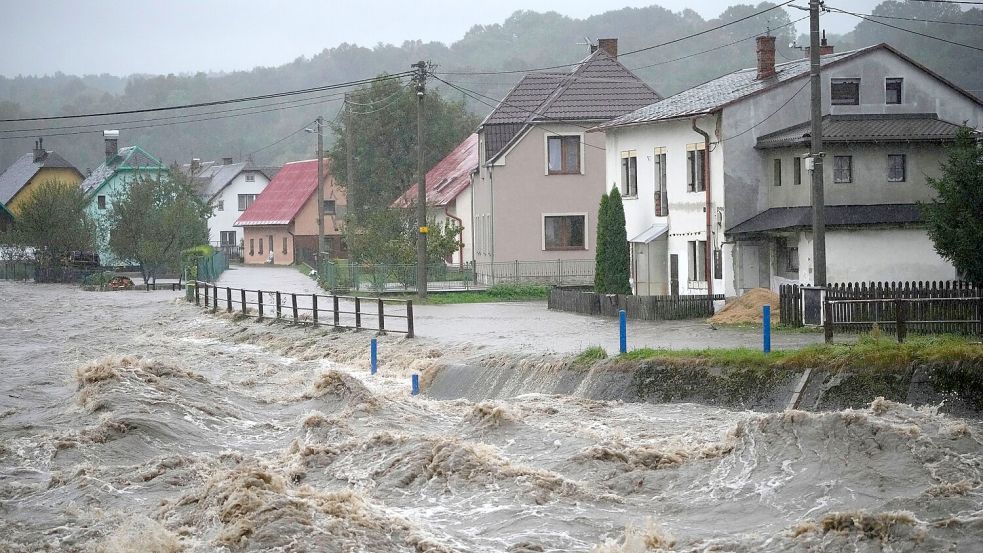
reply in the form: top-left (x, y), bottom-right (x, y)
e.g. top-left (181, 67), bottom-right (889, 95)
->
top-left (245, 174), bottom-right (255, 182)
top-left (97, 195), bottom-right (106, 210)
top-left (546, 135), bottom-right (581, 175)
top-left (885, 78), bottom-right (902, 105)
top-left (831, 78), bottom-right (860, 105)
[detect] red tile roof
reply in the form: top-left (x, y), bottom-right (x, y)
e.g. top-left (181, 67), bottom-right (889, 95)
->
top-left (235, 159), bottom-right (323, 226)
top-left (393, 133), bottom-right (478, 208)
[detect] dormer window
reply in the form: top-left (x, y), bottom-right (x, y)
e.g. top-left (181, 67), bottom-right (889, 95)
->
top-left (831, 78), bottom-right (860, 105)
top-left (245, 174), bottom-right (255, 182)
top-left (885, 78), bottom-right (902, 104)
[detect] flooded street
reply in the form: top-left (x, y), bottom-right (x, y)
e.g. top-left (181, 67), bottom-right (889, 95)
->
top-left (2, 281), bottom-right (982, 552)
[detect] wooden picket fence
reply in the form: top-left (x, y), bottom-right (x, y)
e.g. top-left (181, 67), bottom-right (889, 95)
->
top-left (781, 280), bottom-right (983, 336)
top-left (548, 286), bottom-right (722, 320)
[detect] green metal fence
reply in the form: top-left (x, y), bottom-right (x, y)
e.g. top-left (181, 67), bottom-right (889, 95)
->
top-left (196, 250), bottom-right (228, 282)
top-left (0, 261), bottom-right (35, 281)
top-left (475, 259), bottom-right (594, 286)
top-left (318, 260), bottom-right (476, 292)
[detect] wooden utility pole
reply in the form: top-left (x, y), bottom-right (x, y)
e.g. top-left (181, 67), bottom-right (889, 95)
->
top-left (413, 61), bottom-right (428, 300)
top-left (345, 94), bottom-right (356, 262)
top-left (316, 115), bottom-right (325, 258)
top-left (809, 0), bottom-right (827, 287)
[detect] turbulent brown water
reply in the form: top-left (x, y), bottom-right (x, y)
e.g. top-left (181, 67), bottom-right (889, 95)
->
top-left (1, 281), bottom-right (982, 552)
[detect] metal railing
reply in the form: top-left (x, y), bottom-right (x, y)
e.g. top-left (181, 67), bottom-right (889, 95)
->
top-left (191, 281), bottom-right (414, 336)
top-left (475, 259), bottom-right (594, 286)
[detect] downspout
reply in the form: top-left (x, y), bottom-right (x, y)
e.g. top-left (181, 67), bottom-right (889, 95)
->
top-left (691, 117), bottom-right (714, 301)
top-left (444, 205), bottom-right (465, 275)
top-left (489, 165), bottom-right (495, 272)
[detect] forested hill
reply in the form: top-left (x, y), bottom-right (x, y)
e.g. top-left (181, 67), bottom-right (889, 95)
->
top-left (1, 1), bottom-right (981, 174)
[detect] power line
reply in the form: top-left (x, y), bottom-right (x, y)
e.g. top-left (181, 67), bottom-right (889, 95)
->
top-left (828, 6), bottom-right (983, 52)
top-left (246, 121), bottom-right (313, 159)
top-left (0, 72), bottom-right (414, 123)
top-left (906, 0), bottom-right (983, 4)
top-left (716, 79), bottom-right (810, 144)
top-left (848, 11), bottom-right (983, 27)
top-left (437, 0), bottom-right (796, 76)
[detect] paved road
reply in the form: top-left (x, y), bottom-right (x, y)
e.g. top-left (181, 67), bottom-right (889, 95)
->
top-left (215, 264), bottom-right (826, 355)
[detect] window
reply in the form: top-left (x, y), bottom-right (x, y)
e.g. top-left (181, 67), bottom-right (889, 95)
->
top-left (258, 237), bottom-right (263, 255)
top-left (544, 215), bottom-right (585, 250)
top-left (654, 148), bottom-right (668, 216)
top-left (620, 151), bottom-right (637, 197)
top-left (773, 158), bottom-right (782, 187)
top-left (220, 231), bottom-right (236, 246)
top-left (249, 238), bottom-right (255, 256)
top-left (793, 157), bottom-right (802, 185)
top-left (245, 174), bottom-right (255, 182)
top-left (885, 78), bottom-right (903, 105)
top-left (238, 193), bottom-right (257, 211)
top-left (831, 78), bottom-right (860, 105)
top-left (833, 155), bottom-right (853, 183)
top-left (216, 200), bottom-right (224, 211)
top-left (97, 195), bottom-right (106, 210)
top-left (323, 199), bottom-right (336, 214)
top-left (787, 247), bottom-right (799, 272)
top-left (687, 146), bottom-right (706, 192)
top-left (546, 135), bottom-right (581, 175)
top-left (888, 154), bottom-right (906, 182)
top-left (687, 240), bottom-right (707, 282)
top-left (282, 237), bottom-right (288, 255)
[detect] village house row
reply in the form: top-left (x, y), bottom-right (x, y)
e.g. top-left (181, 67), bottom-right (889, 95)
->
top-left (1, 36), bottom-right (981, 295)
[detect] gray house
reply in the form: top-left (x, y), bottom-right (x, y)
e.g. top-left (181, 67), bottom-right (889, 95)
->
top-left (472, 38), bottom-right (660, 283)
top-left (597, 38), bottom-right (983, 297)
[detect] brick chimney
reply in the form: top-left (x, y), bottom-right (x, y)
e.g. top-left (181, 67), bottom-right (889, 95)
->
top-left (804, 31), bottom-right (834, 58)
top-left (593, 38), bottom-right (618, 58)
top-left (104, 130), bottom-right (119, 162)
top-left (32, 137), bottom-right (46, 163)
top-left (756, 35), bottom-right (777, 80)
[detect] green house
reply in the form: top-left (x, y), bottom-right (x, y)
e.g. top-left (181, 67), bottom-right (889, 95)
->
top-left (80, 133), bottom-right (167, 267)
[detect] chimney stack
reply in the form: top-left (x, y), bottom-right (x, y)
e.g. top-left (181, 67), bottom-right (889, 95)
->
top-left (804, 31), bottom-right (834, 58)
top-left (33, 137), bottom-right (46, 163)
top-left (596, 38), bottom-right (618, 58)
top-left (222, 156), bottom-right (234, 165)
top-left (190, 158), bottom-right (201, 173)
top-left (756, 35), bottom-right (777, 80)
top-left (104, 130), bottom-right (119, 163)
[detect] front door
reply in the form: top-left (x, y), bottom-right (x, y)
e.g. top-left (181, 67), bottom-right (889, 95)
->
top-left (740, 245), bottom-right (760, 291)
top-left (669, 254), bottom-right (679, 296)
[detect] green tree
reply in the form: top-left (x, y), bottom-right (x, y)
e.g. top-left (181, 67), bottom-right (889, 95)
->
top-left (106, 169), bottom-right (210, 284)
top-left (327, 75), bottom-right (481, 215)
top-left (344, 207), bottom-right (458, 265)
top-left (1, 180), bottom-right (97, 269)
top-left (600, 187), bottom-right (632, 295)
top-left (922, 128), bottom-right (983, 283)
top-left (594, 191), bottom-right (609, 291)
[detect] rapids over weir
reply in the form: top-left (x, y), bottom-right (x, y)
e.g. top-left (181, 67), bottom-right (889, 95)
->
top-left (1, 281), bottom-right (982, 552)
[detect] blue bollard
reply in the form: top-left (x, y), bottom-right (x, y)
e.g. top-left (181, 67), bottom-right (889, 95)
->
top-left (619, 309), bottom-right (627, 354)
top-left (411, 374), bottom-right (420, 395)
top-left (763, 304), bottom-right (771, 353)
top-left (370, 338), bottom-right (377, 375)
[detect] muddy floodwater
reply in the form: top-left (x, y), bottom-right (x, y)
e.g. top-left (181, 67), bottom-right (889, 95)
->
top-left (1, 281), bottom-right (982, 552)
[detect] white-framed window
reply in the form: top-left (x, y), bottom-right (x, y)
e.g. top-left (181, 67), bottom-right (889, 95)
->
top-left (238, 193), bottom-right (257, 211)
top-left (888, 154), bottom-right (906, 182)
top-left (885, 78), bottom-right (903, 105)
top-left (687, 240), bottom-right (707, 283)
top-left (220, 231), bottom-right (236, 246)
top-left (216, 200), bottom-right (224, 211)
top-left (543, 213), bottom-right (587, 251)
top-left (245, 174), bottom-right (255, 182)
top-left (686, 143), bottom-right (706, 192)
top-left (620, 150), bottom-right (637, 197)
top-left (544, 133), bottom-right (583, 175)
top-left (833, 155), bottom-right (853, 183)
top-left (831, 78), bottom-right (860, 105)
top-left (654, 147), bottom-right (668, 216)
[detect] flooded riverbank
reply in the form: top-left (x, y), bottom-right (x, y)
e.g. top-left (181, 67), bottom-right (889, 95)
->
top-left (1, 282), bottom-right (981, 552)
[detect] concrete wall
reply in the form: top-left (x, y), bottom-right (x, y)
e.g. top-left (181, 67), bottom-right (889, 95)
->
top-left (473, 123), bottom-right (605, 265)
top-left (242, 225), bottom-right (295, 266)
top-left (210, 170), bottom-right (269, 246)
top-left (603, 116), bottom-right (732, 296)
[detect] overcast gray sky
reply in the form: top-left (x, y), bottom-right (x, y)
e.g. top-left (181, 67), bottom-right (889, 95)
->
top-left (0, 0), bottom-right (885, 77)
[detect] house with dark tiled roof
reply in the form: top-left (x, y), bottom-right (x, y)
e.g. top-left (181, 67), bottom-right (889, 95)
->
top-left (0, 138), bottom-right (83, 216)
top-left (81, 131), bottom-right (167, 267)
top-left (594, 38), bottom-right (983, 297)
top-left (234, 158), bottom-right (345, 265)
top-left (472, 38), bottom-right (660, 282)
top-left (179, 157), bottom-right (279, 259)
top-left (393, 133), bottom-right (478, 266)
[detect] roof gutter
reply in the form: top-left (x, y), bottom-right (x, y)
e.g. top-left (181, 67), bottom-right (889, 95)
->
top-left (691, 117), bottom-right (714, 301)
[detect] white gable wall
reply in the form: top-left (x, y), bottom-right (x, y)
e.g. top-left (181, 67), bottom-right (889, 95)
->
top-left (210, 170), bottom-right (270, 246)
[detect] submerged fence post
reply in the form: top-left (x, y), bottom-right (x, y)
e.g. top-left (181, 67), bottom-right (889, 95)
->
top-left (258, 290), bottom-right (264, 318)
top-left (355, 297), bottom-right (362, 328)
top-left (312, 295), bottom-right (319, 326)
top-left (411, 373), bottom-right (420, 395)
top-left (240, 288), bottom-right (247, 314)
top-left (406, 300), bottom-right (415, 338)
top-left (195, 282), bottom-right (201, 305)
top-left (619, 309), bottom-right (627, 354)
top-left (226, 287), bottom-right (232, 313)
top-left (371, 338), bottom-right (378, 375)
top-left (895, 298), bottom-right (906, 343)
top-left (291, 293), bottom-right (298, 322)
top-left (824, 299), bottom-right (833, 344)
top-left (378, 299), bottom-right (385, 332)
top-left (333, 296), bottom-right (340, 327)
top-left (275, 291), bottom-right (282, 319)
top-left (763, 304), bottom-right (771, 353)
top-left (212, 285), bottom-right (218, 313)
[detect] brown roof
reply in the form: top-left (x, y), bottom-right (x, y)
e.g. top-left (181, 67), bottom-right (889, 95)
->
top-left (755, 113), bottom-right (965, 148)
top-left (393, 133), bottom-right (478, 208)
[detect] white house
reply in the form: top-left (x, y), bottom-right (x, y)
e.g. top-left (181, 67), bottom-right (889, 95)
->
top-left (182, 158), bottom-right (279, 255)
top-left (595, 38), bottom-right (983, 297)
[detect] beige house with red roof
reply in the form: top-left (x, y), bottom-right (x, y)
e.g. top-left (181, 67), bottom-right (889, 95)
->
top-left (235, 159), bottom-right (345, 265)
top-left (393, 133), bottom-right (478, 267)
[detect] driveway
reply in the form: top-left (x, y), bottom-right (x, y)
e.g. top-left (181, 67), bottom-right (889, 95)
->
top-left (216, 264), bottom-right (825, 355)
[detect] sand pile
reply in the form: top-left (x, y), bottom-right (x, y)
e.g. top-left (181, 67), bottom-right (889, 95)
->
top-left (709, 288), bottom-right (780, 325)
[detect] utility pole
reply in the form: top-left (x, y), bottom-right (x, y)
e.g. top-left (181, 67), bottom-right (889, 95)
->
top-left (345, 94), bottom-right (356, 262)
top-left (413, 60), bottom-right (428, 300)
top-left (809, 0), bottom-right (827, 287)
top-left (317, 115), bottom-right (325, 259)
